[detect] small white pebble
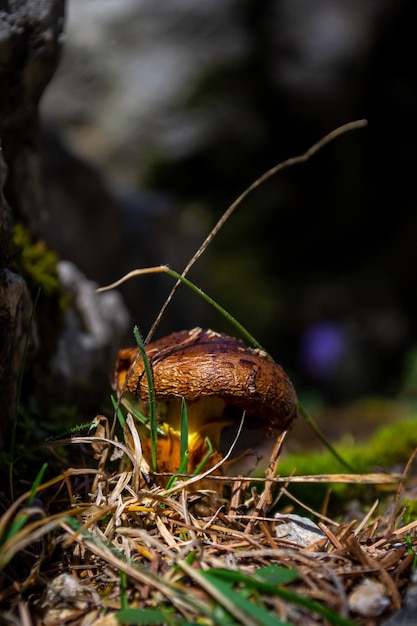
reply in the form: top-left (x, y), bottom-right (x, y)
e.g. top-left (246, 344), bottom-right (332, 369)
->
top-left (274, 513), bottom-right (325, 547)
top-left (348, 578), bottom-right (390, 617)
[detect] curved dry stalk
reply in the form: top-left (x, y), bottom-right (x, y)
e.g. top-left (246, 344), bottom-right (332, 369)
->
top-left (154, 472), bottom-right (401, 485)
top-left (124, 413), bottom-right (144, 493)
top-left (97, 265), bottom-right (267, 352)
top-left (64, 434), bottom-right (139, 468)
top-left (245, 430), bottom-right (288, 534)
top-left (146, 119), bottom-right (367, 342)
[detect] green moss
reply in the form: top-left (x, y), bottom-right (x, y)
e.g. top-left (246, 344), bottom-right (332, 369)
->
top-left (10, 224), bottom-right (71, 449)
top-left (12, 223), bottom-right (61, 297)
top-left (402, 499), bottom-right (417, 526)
top-left (277, 415), bottom-right (417, 513)
top-left (281, 417), bottom-right (417, 476)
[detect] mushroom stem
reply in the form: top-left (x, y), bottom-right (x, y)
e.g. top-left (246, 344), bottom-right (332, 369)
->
top-left (165, 397), bottom-right (229, 449)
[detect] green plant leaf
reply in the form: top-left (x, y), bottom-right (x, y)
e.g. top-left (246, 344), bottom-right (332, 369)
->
top-left (202, 571), bottom-right (289, 626)
top-left (116, 607), bottom-right (172, 625)
top-left (205, 568), bottom-right (355, 626)
top-left (255, 564), bottom-right (298, 585)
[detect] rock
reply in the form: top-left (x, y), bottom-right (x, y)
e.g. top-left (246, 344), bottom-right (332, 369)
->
top-left (0, 262), bottom-right (37, 448)
top-left (49, 260), bottom-right (130, 407)
top-left (0, 0), bottom-right (66, 228)
top-left (381, 569), bottom-right (417, 626)
top-left (39, 126), bottom-right (199, 335)
top-left (0, 1), bottom-right (135, 441)
top-left (274, 513), bottom-right (326, 547)
top-left (0, 146), bottom-right (35, 447)
top-left (348, 578), bottom-right (390, 617)
top-left (0, 0), bottom-right (66, 440)
top-left (41, 0), bottom-right (246, 181)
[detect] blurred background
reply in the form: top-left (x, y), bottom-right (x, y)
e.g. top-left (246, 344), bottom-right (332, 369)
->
top-left (38, 0), bottom-right (417, 413)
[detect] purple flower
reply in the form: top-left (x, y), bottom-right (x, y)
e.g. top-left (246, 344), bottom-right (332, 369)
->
top-left (300, 321), bottom-right (347, 379)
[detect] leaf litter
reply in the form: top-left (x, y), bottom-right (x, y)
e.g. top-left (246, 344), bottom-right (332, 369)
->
top-left (1, 414), bottom-right (416, 625)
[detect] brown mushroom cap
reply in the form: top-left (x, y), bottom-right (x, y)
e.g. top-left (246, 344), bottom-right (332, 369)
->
top-left (113, 327), bottom-right (297, 432)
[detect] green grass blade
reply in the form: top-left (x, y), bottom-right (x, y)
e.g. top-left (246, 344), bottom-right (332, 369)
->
top-left (298, 402), bottom-right (355, 472)
top-left (120, 570), bottom-right (129, 611)
top-left (180, 397), bottom-right (188, 464)
top-left (165, 452), bottom-right (190, 490)
top-left (3, 463), bottom-right (48, 543)
top-left (133, 326), bottom-right (158, 472)
top-left (202, 571), bottom-right (289, 626)
top-left (116, 608), bottom-right (174, 625)
top-left (98, 267), bottom-right (268, 355)
top-left (164, 268), bottom-right (267, 354)
top-left (118, 393), bottom-right (166, 435)
top-left (193, 436), bottom-right (214, 475)
top-left (206, 568), bottom-right (355, 626)
top-left (165, 402), bottom-right (189, 489)
top-left (111, 395), bottom-right (126, 427)
top-left (28, 462), bottom-right (48, 505)
top-left (166, 454), bottom-right (189, 490)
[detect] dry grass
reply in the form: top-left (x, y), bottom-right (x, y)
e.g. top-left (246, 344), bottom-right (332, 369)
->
top-left (1, 415), bottom-right (416, 626)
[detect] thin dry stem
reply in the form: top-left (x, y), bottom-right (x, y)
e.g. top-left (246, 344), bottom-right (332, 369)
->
top-left (245, 430), bottom-right (288, 534)
top-left (145, 119), bottom-right (367, 342)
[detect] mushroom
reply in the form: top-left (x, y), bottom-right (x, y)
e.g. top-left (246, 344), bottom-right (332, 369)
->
top-left (113, 327), bottom-right (297, 484)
